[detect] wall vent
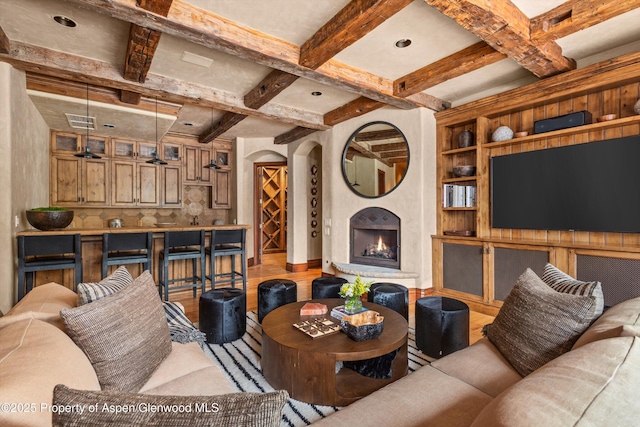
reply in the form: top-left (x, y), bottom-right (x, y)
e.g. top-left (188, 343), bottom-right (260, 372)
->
top-left (65, 113), bottom-right (96, 130)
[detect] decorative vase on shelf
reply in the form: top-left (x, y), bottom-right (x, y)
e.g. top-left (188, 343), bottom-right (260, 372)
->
top-left (344, 295), bottom-right (363, 315)
top-left (634, 99), bottom-right (640, 115)
top-left (457, 129), bottom-right (474, 148)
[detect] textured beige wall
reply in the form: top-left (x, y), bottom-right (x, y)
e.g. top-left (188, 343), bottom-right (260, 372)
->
top-left (0, 64), bottom-right (50, 312)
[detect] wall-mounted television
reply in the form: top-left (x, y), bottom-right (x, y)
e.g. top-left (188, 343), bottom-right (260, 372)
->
top-left (491, 135), bottom-right (640, 233)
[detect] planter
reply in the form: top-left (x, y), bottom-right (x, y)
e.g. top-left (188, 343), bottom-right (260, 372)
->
top-left (26, 208), bottom-right (74, 231)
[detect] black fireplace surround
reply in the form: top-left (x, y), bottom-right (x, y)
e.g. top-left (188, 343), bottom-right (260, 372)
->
top-left (350, 207), bottom-right (400, 269)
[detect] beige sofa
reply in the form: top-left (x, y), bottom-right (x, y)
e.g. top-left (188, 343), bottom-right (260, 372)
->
top-left (0, 282), bottom-right (236, 427)
top-left (315, 295), bottom-right (640, 426)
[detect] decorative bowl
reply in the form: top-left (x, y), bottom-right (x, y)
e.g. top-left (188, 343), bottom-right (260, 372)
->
top-left (515, 131), bottom-right (529, 138)
top-left (492, 126), bottom-right (514, 142)
top-left (453, 165), bottom-right (476, 177)
top-left (26, 208), bottom-right (74, 231)
top-left (597, 114), bottom-right (617, 122)
top-left (340, 311), bottom-right (384, 342)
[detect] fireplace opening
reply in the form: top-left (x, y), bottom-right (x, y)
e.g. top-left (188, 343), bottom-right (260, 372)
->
top-left (350, 207), bottom-right (400, 269)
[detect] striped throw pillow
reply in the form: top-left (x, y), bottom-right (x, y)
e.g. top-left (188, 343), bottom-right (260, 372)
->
top-left (541, 263), bottom-right (604, 322)
top-left (77, 266), bottom-right (134, 306)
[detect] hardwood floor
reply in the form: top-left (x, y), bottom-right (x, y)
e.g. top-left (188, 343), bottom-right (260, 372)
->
top-left (171, 253), bottom-right (494, 345)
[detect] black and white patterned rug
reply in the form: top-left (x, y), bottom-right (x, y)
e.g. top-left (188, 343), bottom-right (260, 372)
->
top-left (201, 311), bottom-right (430, 427)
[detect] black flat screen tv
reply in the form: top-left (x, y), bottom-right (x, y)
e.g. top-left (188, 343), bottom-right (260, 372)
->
top-left (491, 135), bottom-right (640, 233)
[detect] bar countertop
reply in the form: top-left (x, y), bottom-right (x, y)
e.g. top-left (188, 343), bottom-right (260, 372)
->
top-left (16, 224), bottom-right (251, 237)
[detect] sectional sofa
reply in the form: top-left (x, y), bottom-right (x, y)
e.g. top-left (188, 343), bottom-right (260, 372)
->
top-left (1, 266), bottom-right (639, 426)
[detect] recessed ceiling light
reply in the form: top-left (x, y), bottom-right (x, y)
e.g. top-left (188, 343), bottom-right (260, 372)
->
top-left (183, 122), bottom-right (194, 127)
top-left (395, 39), bottom-right (412, 48)
top-left (103, 124), bottom-right (116, 129)
top-left (53, 15), bottom-right (77, 28)
top-left (311, 91), bottom-right (322, 96)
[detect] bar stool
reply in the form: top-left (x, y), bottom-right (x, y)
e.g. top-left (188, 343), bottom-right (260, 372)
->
top-left (158, 230), bottom-right (206, 301)
top-left (415, 296), bottom-right (469, 359)
top-left (257, 279), bottom-right (297, 323)
top-left (101, 232), bottom-right (153, 278)
top-left (17, 234), bottom-right (82, 301)
top-left (206, 229), bottom-right (247, 291)
top-left (199, 288), bottom-right (246, 344)
top-left (311, 276), bottom-right (348, 299)
top-left (367, 282), bottom-right (409, 320)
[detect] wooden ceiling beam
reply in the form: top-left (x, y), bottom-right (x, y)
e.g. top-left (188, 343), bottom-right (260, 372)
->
top-left (199, 111), bottom-right (247, 143)
top-left (355, 129), bottom-right (403, 142)
top-left (3, 41), bottom-right (328, 130)
top-left (347, 142), bottom-right (393, 167)
top-left (0, 26), bottom-right (9, 54)
top-left (425, 0), bottom-right (576, 78)
top-left (300, 0), bottom-right (414, 69)
top-left (394, 41), bottom-right (506, 97)
top-left (324, 97), bottom-right (384, 126)
top-left (119, 89), bottom-right (142, 105)
top-left (244, 70), bottom-right (300, 109)
top-left (70, 0), bottom-right (448, 111)
top-left (531, 0), bottom-right (640, 43)
top-left (274, 127), bottom-right (318, 145)
top-left (136, 0), bottom-right (174, 17)
top-left (123, 24), bottom-right (162, 83)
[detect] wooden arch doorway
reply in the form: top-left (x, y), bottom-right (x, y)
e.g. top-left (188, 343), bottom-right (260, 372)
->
top-left (254, 162), bottom-right (287, 266)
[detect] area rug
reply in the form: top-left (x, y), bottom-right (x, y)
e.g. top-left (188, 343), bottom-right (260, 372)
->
top-left (201, 311), bottom-right (430, 427)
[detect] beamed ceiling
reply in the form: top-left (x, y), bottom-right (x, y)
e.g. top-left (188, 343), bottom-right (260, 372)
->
top-left (1, 0), bottom-right (640, 144)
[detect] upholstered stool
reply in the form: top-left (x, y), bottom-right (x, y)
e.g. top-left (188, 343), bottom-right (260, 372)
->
top-left (199, 288), bottom-right (246, 344)
top-left (311, 276), bottom-right (348, 299)
top-left (367, 282), bottom-right (409, 320)
top-left (258, 279), bottom-right (297, 323)
top-left (415, 296), bottom-right (469, 359)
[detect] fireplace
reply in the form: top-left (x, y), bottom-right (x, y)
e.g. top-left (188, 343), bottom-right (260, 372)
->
top-left (350, 207), bottom-right (400, 269)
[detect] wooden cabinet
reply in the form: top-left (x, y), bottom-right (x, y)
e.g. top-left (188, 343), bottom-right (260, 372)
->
top-left (112, 138), bottom-right (157, 161)
top-left (111, 161), bottom-right (160, 206)
top-left (161, 142), bottom-right (181, 164)
top-left (52, 133), bottom-right (108, 157)
top-left (161, 164), bottom-right (182, 206)
top-left (212, 169), bottom-right (231, 209)
top-left (50, 155), bottom-right (109, 206)
top-left (184, 145), bottom-right (214, 185)
top-left (433, 55), bottom-right (640, 315)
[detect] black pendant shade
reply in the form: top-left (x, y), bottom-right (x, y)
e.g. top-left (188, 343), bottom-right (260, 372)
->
top-left (203, 159), bottom-right (221, 169)
top-left (146, 150), bottom-right (167, 165)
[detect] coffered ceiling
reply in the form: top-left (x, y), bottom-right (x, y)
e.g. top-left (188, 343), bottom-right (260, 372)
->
top-left (1, 0), bottom-right (639, 143)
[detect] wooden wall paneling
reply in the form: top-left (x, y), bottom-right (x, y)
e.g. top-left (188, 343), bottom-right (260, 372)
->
top-left (602, 87), bottom-right (624, 246)
top-left (519, 107), bottom-right (535, 242)
top-left (544, 101), bottom-right (562, 243)
top-left (558, 98), bottom-right (576, 244)
top-left (476, 116), bottom-right (491, 238)
top-left (586, 91), bottom-right (606, 248)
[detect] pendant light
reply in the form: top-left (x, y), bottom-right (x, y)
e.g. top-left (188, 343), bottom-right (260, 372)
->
top-left (203, 107), bottom-right (221, 169)
top-left (74, 83), bottom-right (101, 159)
top-left (146, 96), bottom-right (167, 165)
top-left (352, 156), bottom-right (360, 186)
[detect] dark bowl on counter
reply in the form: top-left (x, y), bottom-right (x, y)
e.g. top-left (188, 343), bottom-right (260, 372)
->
top-left (26, 208), bottom-right (74, 231)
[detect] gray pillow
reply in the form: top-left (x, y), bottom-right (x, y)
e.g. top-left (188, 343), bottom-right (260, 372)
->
top-left (52, 384), bottom-right (288, 427)
top-left (485, 268), bottom-right (595, 376)
top-left (61, 271), bottom-right (171, 392)
top-left (76, 266), bottom-right (133, 305)
top-left (541, 263), bottom-right (604, 321)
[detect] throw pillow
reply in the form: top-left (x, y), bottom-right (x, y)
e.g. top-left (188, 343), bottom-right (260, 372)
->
top-left (541, 263), bottom-right (604, 321)
top-left (77, 265), bottom-right (134, 305)
top-left (484, 268), bottom-right (595, 376)
top-left (52, 384), bottom-right (288, 427)
top-left (61, 270), bottom-right (172, 392)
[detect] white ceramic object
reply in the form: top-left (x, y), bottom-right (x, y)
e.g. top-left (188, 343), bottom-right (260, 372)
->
top-left (492, 126), bottom-right (514, 142)
top-left (634, 99), bottom-right (640, 115)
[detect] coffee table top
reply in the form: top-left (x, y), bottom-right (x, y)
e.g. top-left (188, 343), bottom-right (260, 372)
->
top-left (261, 298), bottom-right (408, 362)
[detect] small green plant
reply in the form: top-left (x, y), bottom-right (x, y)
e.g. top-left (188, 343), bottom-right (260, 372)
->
top-left (30, 206), bottom-right (68, 211)
top-left (339, 275), bottom-right (373, 298)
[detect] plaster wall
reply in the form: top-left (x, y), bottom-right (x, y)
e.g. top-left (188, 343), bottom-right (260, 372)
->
top-left (0, 64), bottom-right (49, 312)
top-left (293, 106), bottom-right (437, 289)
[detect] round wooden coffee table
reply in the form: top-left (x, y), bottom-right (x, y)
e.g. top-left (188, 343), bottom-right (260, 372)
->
top-left (261, 299), bottom-right (408, 406)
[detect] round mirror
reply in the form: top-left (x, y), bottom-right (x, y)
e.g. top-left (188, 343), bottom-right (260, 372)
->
top-left (342, 121), bottom-right (409, 198)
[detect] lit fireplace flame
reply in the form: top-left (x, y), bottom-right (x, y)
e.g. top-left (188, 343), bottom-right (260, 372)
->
top-left (376, 235), bottom-right (387, 251)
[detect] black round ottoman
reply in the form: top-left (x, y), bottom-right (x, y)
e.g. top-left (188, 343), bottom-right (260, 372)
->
top-left (199, 288), bottom-right (246, 344)
top-left (367, 282), bottom-right (409, 320)
top-left (258, 279), bottom-right (297, 323)
top-left (415, 296), bottom-right (469, 359)
top-left (311, 276), bottom-right (348, 299)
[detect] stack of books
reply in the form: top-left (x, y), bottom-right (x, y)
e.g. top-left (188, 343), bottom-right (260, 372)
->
top-left (443, 184), bottom-right (476, 208)
top-left (330, 305), bottom-right (368, 320)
